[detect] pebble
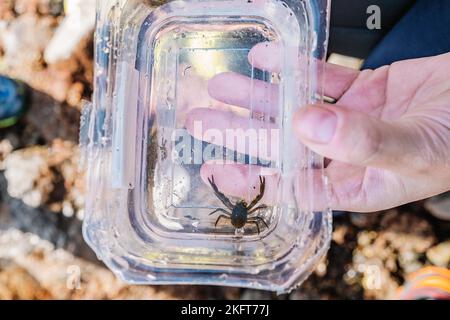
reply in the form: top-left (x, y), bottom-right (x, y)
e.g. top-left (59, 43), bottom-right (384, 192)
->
top-left (426, 241), bottom-right (450, 268)
top-left (425, 192), bottom-right (450, 221)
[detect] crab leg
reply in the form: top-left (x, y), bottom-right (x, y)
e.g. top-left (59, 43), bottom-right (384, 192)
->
top-left (215, 215), bottom-right (231, 227)
top-left (247, 176), bottom-right (266, 210)
top-left (209, 208), bottom-right (230, 216)
top-left (208, 176), bottom-right (234, 210)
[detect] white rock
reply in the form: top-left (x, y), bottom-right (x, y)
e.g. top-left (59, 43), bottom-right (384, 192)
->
top-left (3, 148), bottom-right (53, 208)
top-left (44, 0), bottom-right (96, 64)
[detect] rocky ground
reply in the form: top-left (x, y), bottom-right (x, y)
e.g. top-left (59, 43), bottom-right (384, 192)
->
top-left (0, 0), bottom-right (449, 300)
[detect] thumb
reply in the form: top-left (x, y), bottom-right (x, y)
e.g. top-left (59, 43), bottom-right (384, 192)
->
top-left (293, 104), bottom-right (429, 174)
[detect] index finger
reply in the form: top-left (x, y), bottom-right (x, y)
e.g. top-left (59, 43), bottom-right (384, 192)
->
top-left (249, 41), bottom-right (360, 100)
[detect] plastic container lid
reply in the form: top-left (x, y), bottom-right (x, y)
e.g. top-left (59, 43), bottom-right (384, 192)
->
top-left (81, 0), bottom-right (332, 293)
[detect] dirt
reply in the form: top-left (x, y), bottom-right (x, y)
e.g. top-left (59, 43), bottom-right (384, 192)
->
top-left (0, 0), bottom-right (448, 300)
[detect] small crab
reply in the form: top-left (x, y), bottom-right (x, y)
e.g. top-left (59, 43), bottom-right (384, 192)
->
top-left (208, 175), bottom-right (269, 234)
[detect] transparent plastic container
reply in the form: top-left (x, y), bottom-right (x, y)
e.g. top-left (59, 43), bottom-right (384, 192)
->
top-left (81, 0), bottom-right (332, 293)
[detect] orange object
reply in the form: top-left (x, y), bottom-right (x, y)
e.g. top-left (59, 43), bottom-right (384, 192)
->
top-left (397, 267), bottom-right (450, 300)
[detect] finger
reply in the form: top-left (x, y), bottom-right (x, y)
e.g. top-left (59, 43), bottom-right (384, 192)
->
top-left (208, 43), bottom-right (359, 114)
top-left (208, 72), bottom-right (279, 116)
top-left (248, 41), bottom-right (283, 72)
top-left (185, 108), bottom-right (279, 161)
top-left (248, 41), bottom-right (359, 100)
top-left (323, 63), bottom-right (360, 100)
top-left (293, 103), bottom-right (434, 173)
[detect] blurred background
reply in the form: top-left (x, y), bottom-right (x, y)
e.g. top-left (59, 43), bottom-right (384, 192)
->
top-left (0, 0), bottom-right (449, 300)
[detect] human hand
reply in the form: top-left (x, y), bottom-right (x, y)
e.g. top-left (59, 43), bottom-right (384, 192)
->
top-left (185, 42), bottom-right (450, 212)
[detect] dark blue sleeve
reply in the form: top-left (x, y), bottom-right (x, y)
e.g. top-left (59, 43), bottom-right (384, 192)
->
top-left (363, 0), bottom-right (450, 69)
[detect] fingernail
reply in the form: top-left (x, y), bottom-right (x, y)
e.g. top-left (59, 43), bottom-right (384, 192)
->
top-left (296, 107), bottom-right (337, 143)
